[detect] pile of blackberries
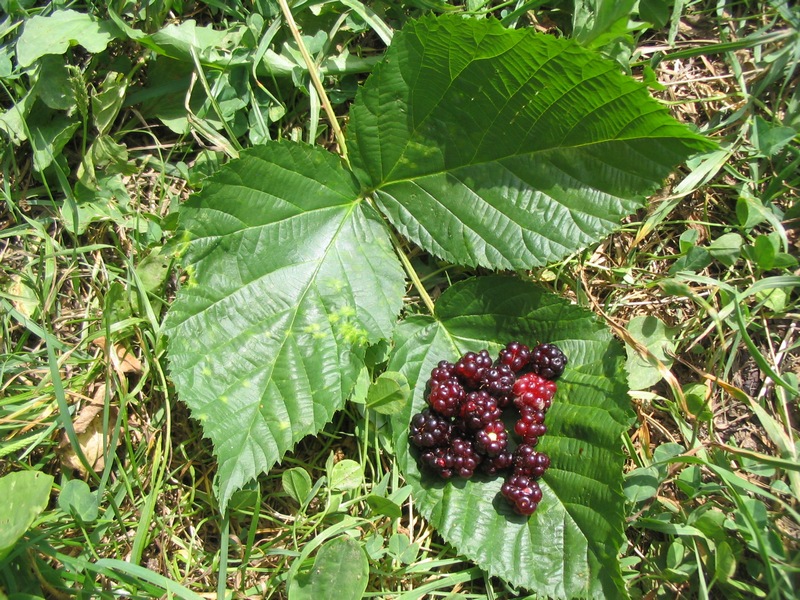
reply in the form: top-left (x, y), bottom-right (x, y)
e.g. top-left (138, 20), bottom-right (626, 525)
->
top-left (409, 341), bottom-right (567, 515)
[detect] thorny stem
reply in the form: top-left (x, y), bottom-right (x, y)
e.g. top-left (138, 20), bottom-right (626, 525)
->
top-left (277, 0), bottom-right (349, 165)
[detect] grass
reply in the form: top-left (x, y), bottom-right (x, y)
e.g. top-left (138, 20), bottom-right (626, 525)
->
top-left (1, 0), bottom-right (798, 598)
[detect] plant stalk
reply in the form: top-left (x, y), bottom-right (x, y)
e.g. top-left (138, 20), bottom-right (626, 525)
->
top-left (277, 0), bottom-right (349, 164)
top-left (388, 227), bottom-right (437, 316)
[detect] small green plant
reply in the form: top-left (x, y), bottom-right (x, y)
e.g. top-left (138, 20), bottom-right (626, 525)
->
top-left (164, 13), bottom-right (713, 596)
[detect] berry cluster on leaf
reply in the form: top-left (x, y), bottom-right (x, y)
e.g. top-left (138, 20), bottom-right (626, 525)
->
top-left (409, 341), bottom-right (567, 515)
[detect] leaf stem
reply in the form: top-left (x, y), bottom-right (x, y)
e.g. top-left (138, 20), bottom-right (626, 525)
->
top-left (388, 227), bottom-right (436, 316)
top-left (277, 0), bottom-right (349, 164)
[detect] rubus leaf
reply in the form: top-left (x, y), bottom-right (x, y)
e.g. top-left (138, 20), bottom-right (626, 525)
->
top-left (165, 142), bottom-right (405, 510)
top-left (349, 15), bottom-right (715, 269)
top-left (388, 276), bottom-right (634, 598)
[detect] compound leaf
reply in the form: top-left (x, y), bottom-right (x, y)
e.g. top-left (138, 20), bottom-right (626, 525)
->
top-left (388, 276), bottom-right (633, 598)
top-left (350, 15), bottom-right (715, 269)
top-left (165, 142), bottom-right (405, 510)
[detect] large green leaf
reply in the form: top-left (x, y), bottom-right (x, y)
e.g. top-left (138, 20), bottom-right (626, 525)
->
top-left (350, 15), bottom-right (715, 269)
top-left (388, 277), bottom-right (633, 598)
top-left (165, 142), bottom-right (405, 510)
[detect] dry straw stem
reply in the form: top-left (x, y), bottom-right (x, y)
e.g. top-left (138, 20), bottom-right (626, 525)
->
top-left (277, 0), bottom-right (349, 164)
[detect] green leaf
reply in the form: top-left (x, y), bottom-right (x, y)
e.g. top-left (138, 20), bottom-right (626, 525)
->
top-left (28, 110), bottom-right (80, 173)
top-left (388, 532), bottom-right (419, 564)
top-left (288, 536), bottom-right (369, 600)
top-left (752, 234), bottom-right (777, 270)
top-left (624, 315), bottom-right (678, 390)
top-left (624, 466), bottom-right (661, 503)
top-left (571, 0), bottom-right (637, 48)
top-left (366, 371), bottom-right (410, 414)
top-left (0, 471), bottom-right (54, 561)
top-left (752, 115), bottom-right (797, 157)
top-left (58, 479), bottom-right (99, 523)
top-left (92, 71), bottom-right (127, 136)
top-left (349, 15), bottom-right (714, 270)
top-left (282, 467), bottom-right (313, 506)
top-left (16, 10), bottom-right (117, 68)
top-left (33, 56), bottom-right (76, 112)
top-left (329, 459), bottom-right (363, 491)
top-left (639, 0), bottom-right (671, 29)
top-left (388, 276), bottom-right (633, 598)
top-left (165, 142), bottom-right (405, 510)
top-left (708, 232), bottom-right (742, 267)
top-left (365, 494), bottom-right (402, 519)
top-left (669, 246), bottom-right (712, 274)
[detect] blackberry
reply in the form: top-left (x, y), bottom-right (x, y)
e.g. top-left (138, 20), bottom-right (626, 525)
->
top-left (493, 393), bottom-right (514, 410)
top-left (512, 373), bottom-right (557, 411)
top-left (529, 343), bottom-right (568, 380)
top-left (427, 377), bottom-right (465, 417)
top-left (481, 450), bottom-right (514, 476)
top-left (409, 409), bottom-right (452, 448)
top-left (498, 341), bottom-right (531, 372)
top-left (429, 360), bottom-right (456, 385)
top-left (454, 350), bottom-right (493, 388)
top-left (459, 391), bottom-right (501, 431)
top-left (449, 437), bottom-right (482, 478)
top-left (480, 364), bottom-right (515, 397)
top-left (513, 443), bottom-right (551, 479)
top-left (474, 420), bottom-right (508, 457)
top-left (514, 408), bottom-right (547, 442)
top-left (501, 474), bottom-right (543, 515)
top-left (420, 447), bottom-right (455, 479)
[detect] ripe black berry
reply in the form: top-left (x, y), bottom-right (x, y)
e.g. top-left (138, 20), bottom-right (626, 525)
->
top-left (420, 447), bottom-right (454, 479)
top-left (459, 391), bottom-right (501, 431)
top-left (454, 350), bottom-right (493, 388)
top-left (412, 342), bottom-right (566, 517)
top-left (409, 409), bottom-right (452, 448)
top-left (427, 377), bottom-right (465, 417)
top-left (429, 360), bottom-right (456, 385)
top-left (501, 474), bottom-right (543, 515)
top-left (480, 364), bottom-right (515, 397)
top-left (498, 341), bottom-right (531, 372)
top-left (474, 420), bottom-right (508, 457)
top-left (529, 343), bottom-right (568, 380)
top-left (449, 437), bottom-right (482, 478)
top-left (513, 444), bottom-right (551, 479)
top-left (481, 450), bottom-right (514, 475)
top-left (514, 407), bottom-right (547, 442)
